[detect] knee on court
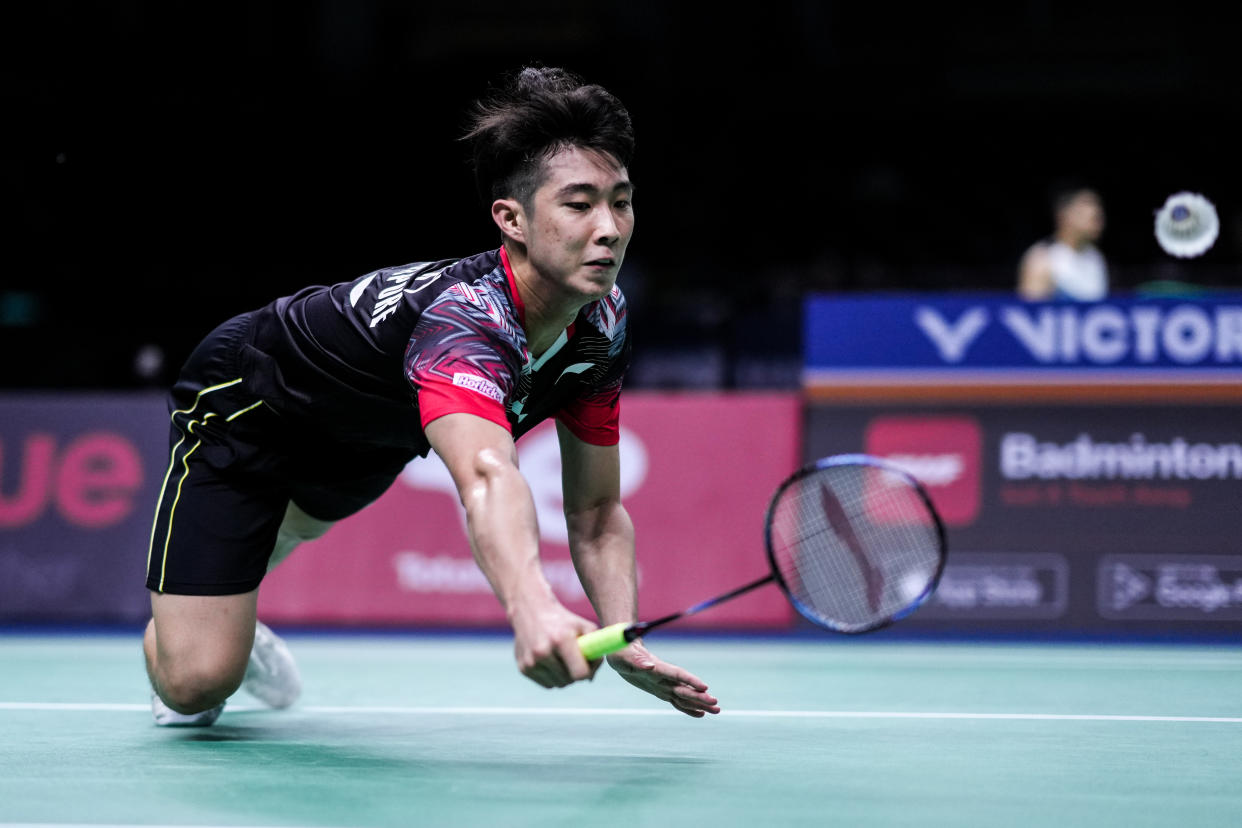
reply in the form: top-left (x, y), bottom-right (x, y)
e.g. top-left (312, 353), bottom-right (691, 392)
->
top-left (156, 653), bottom-right (247, 713)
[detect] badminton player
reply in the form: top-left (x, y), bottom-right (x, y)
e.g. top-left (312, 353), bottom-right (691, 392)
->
top-left (1017, 183), bottom-right (1109, 301)
top-left (143, 66), bottom-right (721, 726)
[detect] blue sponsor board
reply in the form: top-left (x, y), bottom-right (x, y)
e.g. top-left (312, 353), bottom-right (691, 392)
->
top-left (803, 292), bottom-right (1242, 377)
top-left (0, 393), bottom-right (168, 624)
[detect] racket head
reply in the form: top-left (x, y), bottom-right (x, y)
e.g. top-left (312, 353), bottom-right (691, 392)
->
top-left (763, 454), bottom-right (947, 634)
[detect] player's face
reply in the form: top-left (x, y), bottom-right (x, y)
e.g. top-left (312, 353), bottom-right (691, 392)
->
top-left (525, 146), bottom-right (634, 300)
top-left (1062, 192), bottom-right (1105, 242)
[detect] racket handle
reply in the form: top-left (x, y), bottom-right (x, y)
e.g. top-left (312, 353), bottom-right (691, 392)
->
top-left (578, 622), bottom-right (634, 660)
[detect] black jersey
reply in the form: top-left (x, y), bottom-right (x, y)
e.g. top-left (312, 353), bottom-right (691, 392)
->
top-left (240, 248), bottom-right (630, 456)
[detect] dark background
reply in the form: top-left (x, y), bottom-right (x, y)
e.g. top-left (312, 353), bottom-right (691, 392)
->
top-left (4, 1), bottom-right (1241, 389)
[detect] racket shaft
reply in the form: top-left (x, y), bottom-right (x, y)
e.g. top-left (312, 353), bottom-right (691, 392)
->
top-left (576, 574), bottom-right (776, 659)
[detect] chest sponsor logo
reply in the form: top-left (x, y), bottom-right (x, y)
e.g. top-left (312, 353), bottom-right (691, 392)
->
top-left (556, 362), bottom-right (594, 383)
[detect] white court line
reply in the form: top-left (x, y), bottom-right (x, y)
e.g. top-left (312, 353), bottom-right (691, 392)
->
top-left (0, 825), bottom-right (353, 828)
top-left (1, 702), bottom-right (1240, 722)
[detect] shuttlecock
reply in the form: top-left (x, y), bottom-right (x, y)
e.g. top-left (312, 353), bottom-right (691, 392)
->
top-left (1154, 191), bottom-right (1219, 258)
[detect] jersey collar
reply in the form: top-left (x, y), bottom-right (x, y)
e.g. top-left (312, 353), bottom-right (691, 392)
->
top-left (498, 246), bottom-right (527, 327)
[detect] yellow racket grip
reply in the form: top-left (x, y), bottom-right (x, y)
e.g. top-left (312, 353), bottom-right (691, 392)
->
top-left (578, 622), bottom-right (632, 660)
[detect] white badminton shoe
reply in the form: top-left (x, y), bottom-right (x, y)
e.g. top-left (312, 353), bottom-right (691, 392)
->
top-left (150, 693), bottom-right (225, 727)
top-left (241, 620), bottom-right (302, 709)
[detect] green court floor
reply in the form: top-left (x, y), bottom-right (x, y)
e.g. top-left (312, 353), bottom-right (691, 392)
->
top-left (2, 632), bottom-right (1240, 827)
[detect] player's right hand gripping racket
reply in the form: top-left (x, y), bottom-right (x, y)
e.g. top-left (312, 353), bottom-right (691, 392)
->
top-left (578, 454), bottom-right (948, 660)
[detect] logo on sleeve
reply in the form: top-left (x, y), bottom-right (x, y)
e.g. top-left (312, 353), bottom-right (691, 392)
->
top-left (452, 373), bottom-right (504, 404)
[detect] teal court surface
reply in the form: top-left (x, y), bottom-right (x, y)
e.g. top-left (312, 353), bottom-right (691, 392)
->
top-left (2, 632), bottom-right (1240, 827)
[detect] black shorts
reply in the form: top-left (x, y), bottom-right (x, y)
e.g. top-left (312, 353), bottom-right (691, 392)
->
top-left (145, 313), bottom-right (413, 596)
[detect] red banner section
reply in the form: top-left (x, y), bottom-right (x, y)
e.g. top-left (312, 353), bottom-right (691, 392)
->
top-left (257, 392), bottom-right (800, 628)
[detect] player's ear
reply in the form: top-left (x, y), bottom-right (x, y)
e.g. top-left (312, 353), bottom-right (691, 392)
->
top-left (491, 198), bottom-right (526, 243)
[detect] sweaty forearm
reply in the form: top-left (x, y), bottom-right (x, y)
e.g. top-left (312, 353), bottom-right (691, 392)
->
top-left (461, 454), bottom-right (557, 615)
top-left (565, 501), bottom-right (638, 626)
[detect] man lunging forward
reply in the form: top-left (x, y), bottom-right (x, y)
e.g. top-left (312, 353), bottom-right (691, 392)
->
top-left (143, 66), bottom-right (721, 725)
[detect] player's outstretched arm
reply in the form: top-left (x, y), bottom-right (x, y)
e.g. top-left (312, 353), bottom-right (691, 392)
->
top-left (427, 413), bottom-right (600, 688)
top-left (557, 424), bottom-right (720, 717)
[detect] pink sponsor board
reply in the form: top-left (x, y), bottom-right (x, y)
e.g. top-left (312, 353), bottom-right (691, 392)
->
top-left (257, 392), bottom-right (800, 628)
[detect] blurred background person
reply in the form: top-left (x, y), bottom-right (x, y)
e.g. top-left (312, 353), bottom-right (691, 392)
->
top-left (1017, 184), bottom-right (1109, 301)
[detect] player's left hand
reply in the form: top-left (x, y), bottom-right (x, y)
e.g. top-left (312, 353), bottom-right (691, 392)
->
top-left (606, 640), bottom-right (720, 718)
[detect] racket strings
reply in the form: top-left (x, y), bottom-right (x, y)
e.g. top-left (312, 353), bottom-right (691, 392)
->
top-left (770, 464), bottom-right (941, 631)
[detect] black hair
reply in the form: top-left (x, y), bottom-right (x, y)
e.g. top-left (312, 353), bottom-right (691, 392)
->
top-left (462, 66), bottom-right (634, 208)
top-left (1048, 179), bottom-right (1101, 216)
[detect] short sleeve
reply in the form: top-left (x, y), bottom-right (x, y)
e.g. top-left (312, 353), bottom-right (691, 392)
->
top-left (405, 283), bottom-right (523, 434)
top-left (556, 378), bottom-right (621, 446)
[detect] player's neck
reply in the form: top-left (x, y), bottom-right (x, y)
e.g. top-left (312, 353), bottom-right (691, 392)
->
top-left (1055, 229), bottom-right (1090, 251)
top-left (506, 254), bottom-right (580, 357)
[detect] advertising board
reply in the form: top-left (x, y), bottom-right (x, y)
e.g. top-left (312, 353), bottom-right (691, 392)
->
top-left (259, 393), bottom-right (800, 628)
top-left (804, 404), bottom-right (1242, 636)
top-left (0, 391), bottom-right (801, 629)
top-left (804, 293), bottom-right (1242, 403)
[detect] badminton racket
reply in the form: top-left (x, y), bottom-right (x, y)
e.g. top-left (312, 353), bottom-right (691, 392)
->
top-left (578, 454), bottom-right (948, 659)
